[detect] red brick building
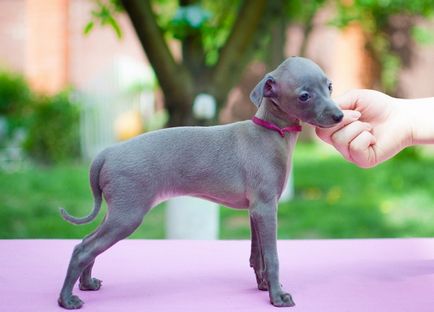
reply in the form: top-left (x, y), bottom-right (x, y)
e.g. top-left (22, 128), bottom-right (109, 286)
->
top-left (0, 0), bottom-right (432, 100)
top-left (0, 0), bottom-right (147, 95)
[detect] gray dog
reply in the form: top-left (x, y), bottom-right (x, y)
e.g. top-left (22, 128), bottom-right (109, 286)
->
top-left (58, 57), bottom-right (343, 309)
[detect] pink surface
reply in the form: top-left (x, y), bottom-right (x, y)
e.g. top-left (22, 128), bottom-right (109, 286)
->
top-left (1, 239), bottom-right (434, 311)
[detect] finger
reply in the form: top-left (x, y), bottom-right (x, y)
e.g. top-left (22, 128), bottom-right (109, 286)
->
top-left (334, 90), bottom-right (362, 110)
top-left (331, 121), bottom-right (372, 160)
top-left (316, 110), bottom-right (361, 144)
top-left (348, 130), bottom-right (377, 168)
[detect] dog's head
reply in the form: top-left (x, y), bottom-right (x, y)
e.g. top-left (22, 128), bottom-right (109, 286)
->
top-left (250, 57), bottom-right (343, 128)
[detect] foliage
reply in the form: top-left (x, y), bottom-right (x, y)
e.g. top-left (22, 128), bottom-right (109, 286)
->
top-left (198, 1), bottom-right (240, 65)
top-left (148, 0), bottom-right (242, 66)
top-left (287, 0), bottom-right (327, 22)
top-left (23, 91), bottom-right (81, 164)
top-left (2, 144), bottom-right (434, 239)
top-left (0, 69), bottom-right (81, 164)
top-left (0, 69), bottom-right (33, 136)
top-left (412, 25), bottom-right (434, 45)
top-left (332, 0), bottom-right (434, 93)
top-left (170, 4), bottom-right (212, 32)
top-left (333, 0), bottom-right (434, 28)
top-left (85, 0), bottom-right (242, 66)
top-left (91, 0), bottom-right (326, 65)
top-left (84, 0), bottom-right (124, 39)
top-left (84, 0), bottom-right (433, 125)
top-left (0, 164), bottom-right (164, 238)
top-left (156, 0), bottom-right (327, 65)
top-left (83, 1), bottom-right (289, 126)
top-left (221, 143), bottom-right (434, 239)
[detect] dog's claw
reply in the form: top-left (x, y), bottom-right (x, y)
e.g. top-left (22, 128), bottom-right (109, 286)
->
top-left (271, 291), bottom-right (295, 307)
top-left (58, 295), bottom-right (84, 309)
top-left (79, 278), bottom-right (102, 291)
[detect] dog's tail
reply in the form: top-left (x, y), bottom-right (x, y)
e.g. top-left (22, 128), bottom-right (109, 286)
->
top-left (60, 152), bottom-right (105, 225)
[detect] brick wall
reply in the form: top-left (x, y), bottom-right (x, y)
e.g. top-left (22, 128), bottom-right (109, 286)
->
top-left (0, 0), bottom-right (27, 72)
top-left (0, 1), bottom-right (432, 99)
top-left (0, 0), bottom-right (148, 94)
top-left (26, 0), bottom-right (69, 94)
top-left (68, 0), bottom-right (147, 90)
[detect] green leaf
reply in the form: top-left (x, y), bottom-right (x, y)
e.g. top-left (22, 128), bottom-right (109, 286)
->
top-left (107, 15), bottom-right (123, 39)
top-left (172, 4), bottom-right (212, 29)
top-left (83, 21), bottom-right (95, 35)
top-left (381, 53), bottom-right (400, 93)
top-left (88, 1), bottom-right (123, 40)
top-left (412, 25), bottom-right (434, 45)
top-left (109, 0), bottom-right (124, 12)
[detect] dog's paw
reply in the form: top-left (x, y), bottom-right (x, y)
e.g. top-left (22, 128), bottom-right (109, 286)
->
top-left (58, 295), bottom-right (84, 309)
top-left (79, 278), bottom-right (102, 291)
top-left (270, 291), bottom-right (295, 307)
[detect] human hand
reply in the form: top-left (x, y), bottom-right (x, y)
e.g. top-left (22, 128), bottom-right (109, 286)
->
top-left (315, 89), bottom-right (413, 168)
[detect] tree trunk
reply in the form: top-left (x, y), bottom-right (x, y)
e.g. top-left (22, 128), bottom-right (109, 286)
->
top-left (210, 0), bottom-right (283, 110)
top-left (122, 0), bottom-right (283, 127)
top-left (165, 98), bottom-right (195, 127)
top-left (121, 0), bottom-right (195, 127)
top-left (266, 12), bottom-right (286, 71)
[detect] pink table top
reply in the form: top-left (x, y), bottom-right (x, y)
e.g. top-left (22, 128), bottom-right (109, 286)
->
top-left (1, 239), bottom-right (434, 311)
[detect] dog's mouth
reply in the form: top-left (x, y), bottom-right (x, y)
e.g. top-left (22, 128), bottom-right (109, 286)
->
top-left (315, 122), bottom-right (339, 129)
top-left (304, 119), bottom-right (340, 129)
top-left (305, 111), bottom-right (343, 128)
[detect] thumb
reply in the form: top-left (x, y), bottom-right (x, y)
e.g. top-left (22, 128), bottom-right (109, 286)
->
top-left (316, 110), bottom-right (361, 145)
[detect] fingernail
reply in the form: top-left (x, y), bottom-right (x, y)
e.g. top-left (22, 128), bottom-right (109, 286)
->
top-left (349, 110), bottom-right (361, 119)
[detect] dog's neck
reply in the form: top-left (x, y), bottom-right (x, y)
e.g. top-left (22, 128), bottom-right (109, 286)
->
top-left (255, 99), bottom-right (300, 129)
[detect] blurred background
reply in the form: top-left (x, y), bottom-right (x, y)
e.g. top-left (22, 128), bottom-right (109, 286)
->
top-left (1, 0), bottom-right (434, 239)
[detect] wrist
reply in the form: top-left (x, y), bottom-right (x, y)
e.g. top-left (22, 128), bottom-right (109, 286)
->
top-left (396, 97), bottom-right (434, 146)
top-left (386, 97), bottom-right (412, 149)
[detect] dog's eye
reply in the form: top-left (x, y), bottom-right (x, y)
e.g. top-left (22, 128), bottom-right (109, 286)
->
top-left (298, 92), bottom-right (310, 102)
top-left (328, 82), bottom-right (333, 94)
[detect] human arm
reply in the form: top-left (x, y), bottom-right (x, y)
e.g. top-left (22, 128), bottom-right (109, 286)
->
top-left (315, 89), bottom-right (434, 168)
top-left (398, 97), bottom-right (434, 145)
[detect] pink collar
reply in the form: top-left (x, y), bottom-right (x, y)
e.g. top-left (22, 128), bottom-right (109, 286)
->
top-left (252, 116), bottom-right (302, 137)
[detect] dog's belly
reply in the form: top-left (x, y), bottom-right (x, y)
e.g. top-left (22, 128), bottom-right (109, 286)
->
top-left (191, 193), bottom-right (249, 209)
top-left (152, 188), bottom-right (249, 209)
top-left (174, 170), bottom-right (249, 209)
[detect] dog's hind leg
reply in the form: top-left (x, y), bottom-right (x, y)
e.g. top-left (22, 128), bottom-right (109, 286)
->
top-left (58, 196), bottom-right (150, 309)
top-left (77, 214), bottom-right (108, 291)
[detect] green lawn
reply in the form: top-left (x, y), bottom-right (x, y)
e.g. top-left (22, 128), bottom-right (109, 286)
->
top-left (2, 143), bottom-right (434, 239)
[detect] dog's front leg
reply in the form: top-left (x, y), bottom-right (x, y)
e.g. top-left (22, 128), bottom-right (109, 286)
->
top-left (249, 216), bottom-right (268, 290)
top-left (250, 202), bottom-right (295, 307)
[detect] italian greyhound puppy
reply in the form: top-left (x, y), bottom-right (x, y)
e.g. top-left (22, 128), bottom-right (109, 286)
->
top-left (58, 57), bottom-right (343, 309)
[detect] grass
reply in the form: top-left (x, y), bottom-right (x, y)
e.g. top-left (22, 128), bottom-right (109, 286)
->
top-left (2, 143), bottom-right (434, 239)
top-left (222, 144), bottom-right (434, 239)
top-left (0, 164), bottom-right (164, 238)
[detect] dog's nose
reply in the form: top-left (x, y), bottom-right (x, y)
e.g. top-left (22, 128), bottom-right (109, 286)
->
top-left (332, 112), bottom-right (344, 123)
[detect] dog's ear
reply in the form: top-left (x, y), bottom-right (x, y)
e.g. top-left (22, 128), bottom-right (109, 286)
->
top-left (249, 75), bottom-right (277, 108)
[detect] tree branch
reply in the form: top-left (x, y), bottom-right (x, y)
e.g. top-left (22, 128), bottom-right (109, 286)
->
top-left (266, 12), bottom-right (287, 71)
top-left (120, 0), bottom-right (194, 106)
top-left (209, 0), bottom-right (276, 105)
top-left (298, 11), bottom-right (316, 57)
top-left (179, 0), bottom-right (207, 85)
